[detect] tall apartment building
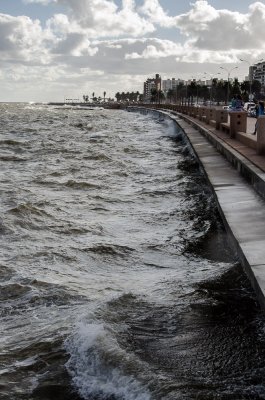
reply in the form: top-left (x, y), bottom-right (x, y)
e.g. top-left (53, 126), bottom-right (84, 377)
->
top-left (162, 78), bottom-right (184, 91)
top-left (251, 61), bottom-right (265, 86)
top-left (143, 74), bottom-right (161, 101)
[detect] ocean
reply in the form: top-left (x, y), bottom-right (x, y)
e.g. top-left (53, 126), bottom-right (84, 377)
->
top-left (0, 103), bottom-right (264, 400)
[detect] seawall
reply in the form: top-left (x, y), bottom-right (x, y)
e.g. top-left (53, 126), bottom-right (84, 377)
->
top-left (128, 107), bottom-right (265, 310)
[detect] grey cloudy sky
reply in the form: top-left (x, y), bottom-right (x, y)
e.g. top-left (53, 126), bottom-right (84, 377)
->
top-left (0, 0), bottom-right (264, 102)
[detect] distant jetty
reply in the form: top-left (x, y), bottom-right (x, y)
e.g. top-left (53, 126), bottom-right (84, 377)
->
top-left (47, 102), bottom-right (124, 109)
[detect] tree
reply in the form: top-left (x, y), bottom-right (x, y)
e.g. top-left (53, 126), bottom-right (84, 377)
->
top-left (115, 92), bottom-right (121, 102)
top-left (103, 91), bottom-right (106, 102)
top-left (215, 81), bottom-right (226, 103)
top-left (231, 78), bottom-right (241, 98)
top-left (158, 90), bottom-right (165, 104)
top-left (252, 80), bottom-right (262, 99)
top-left (121, 92), bottom-right (126, 101)
top-left (150, 88), bottom-right (158, 103)
top-left (166, 89), bottom-right (174, 103)
top-left (189, 81), bottom-right (197, 104)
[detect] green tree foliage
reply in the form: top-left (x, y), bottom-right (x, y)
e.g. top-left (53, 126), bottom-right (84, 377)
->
top-left (115, 91), bottom-right (142, 102)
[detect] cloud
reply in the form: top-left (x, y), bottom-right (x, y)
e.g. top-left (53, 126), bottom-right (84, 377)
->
top-left (138, 0), bottom-right (177, 27)
top-left (45, 0), bottom-right (155, 38)
top-left (175, 1), bottom-right (265, 51)
top-left (0, 13), bottom-right (54, 63)
top-left (2, 1), bottom-right (265, 101)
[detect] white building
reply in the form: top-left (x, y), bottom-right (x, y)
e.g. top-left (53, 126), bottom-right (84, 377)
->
top-left (143, 74), bottom-right (162, 101)
top-left (161, 78), bottom-right (185, 92)
top-left (251, 61), bottom-right (265, 86)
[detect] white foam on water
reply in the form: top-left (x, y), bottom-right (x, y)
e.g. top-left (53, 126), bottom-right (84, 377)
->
top-left (65, 321), bottom-right (152, 400)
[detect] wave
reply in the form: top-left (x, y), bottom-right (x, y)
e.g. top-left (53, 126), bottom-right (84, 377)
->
top-left (0, 155), bottom-right (27, 162)
top-left (65, 321), bottom-right (151, 400)
top-left (65, 180), bottom-right (101, 190)
top-left (0, 278), bottom-right (84, 316)
top-left (71, 122), bottom-right (94, 131)
top-left (81, 244), bottom-right (135, 256)
top-left (0, 265), bottom-right (14, 282)
top-left (83, 153), bottom-right (111, 161)
top-left (32, 178), bottom-right (101, 190)
top-left (0, 283), bottom-right (31, 301)
top-left (0, 139), bottom-right (26, 146)
top-left (8, 203), bottom-right (51, 218)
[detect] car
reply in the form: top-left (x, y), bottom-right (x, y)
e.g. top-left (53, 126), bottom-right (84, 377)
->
top-left (248, 105), bottom-right (257, 117)
top-left (243, 102), bottom-right (255, 111)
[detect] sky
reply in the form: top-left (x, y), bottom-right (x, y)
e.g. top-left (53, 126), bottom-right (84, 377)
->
top-left (0, 0), bottom-right (265, 102)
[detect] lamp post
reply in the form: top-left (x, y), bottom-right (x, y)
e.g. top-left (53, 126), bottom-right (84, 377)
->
top-left (220, 66), bottom-right (238, 105)
top-left (239, 59), bottom-right (252, 101)
top-left (204, 72), bottom-right (221, 106)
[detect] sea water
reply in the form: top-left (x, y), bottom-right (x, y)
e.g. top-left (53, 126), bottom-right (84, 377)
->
top-left (0, 103), bottom-right (264, 400)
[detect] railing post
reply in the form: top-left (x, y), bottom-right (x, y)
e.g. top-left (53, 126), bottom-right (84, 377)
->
top-left (215, 109), bottom-right (228, 130)
top-left (228, 111), bottom-right (247, 138)
top-left (257, 115), bottom-right (265, 155)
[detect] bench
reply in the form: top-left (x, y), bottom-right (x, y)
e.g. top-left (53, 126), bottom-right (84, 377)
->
top-left (221, 122), bottom-right (230, 134)
top-left (209, 119), bottom-right (217, 128)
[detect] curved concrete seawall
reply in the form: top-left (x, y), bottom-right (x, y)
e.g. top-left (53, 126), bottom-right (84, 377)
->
top-left (128, 106), bottom-right (265, 310)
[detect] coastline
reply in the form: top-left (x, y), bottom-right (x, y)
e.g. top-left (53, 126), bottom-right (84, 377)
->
top-left (128, 106), bottom-right (265, 309)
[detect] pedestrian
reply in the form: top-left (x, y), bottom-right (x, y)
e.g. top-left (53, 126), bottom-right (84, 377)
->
top-left (235, 94), bottom-right (244, 110)
top-left (252, 101), bottom-right (264, 135)
top-left (231, 95), bottom-right (237, 109)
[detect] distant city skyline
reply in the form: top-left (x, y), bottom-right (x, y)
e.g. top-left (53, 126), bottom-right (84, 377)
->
top-left (0, 0), bottom-right (265, 102)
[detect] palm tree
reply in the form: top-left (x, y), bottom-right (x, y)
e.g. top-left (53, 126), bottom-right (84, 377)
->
top-left (115, 92), bottom-right (121, 102)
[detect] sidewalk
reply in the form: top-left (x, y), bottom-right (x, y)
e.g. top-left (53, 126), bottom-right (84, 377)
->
top-left (181, 113), bottom-right (265, 173)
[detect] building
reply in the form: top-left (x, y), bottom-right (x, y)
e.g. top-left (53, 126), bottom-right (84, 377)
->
top-left (250, 61), bottom-right (265, 86)
top-left (143, 74), bottom-right (161, 101)
top-left (162, 78), bottom-right (185, 92)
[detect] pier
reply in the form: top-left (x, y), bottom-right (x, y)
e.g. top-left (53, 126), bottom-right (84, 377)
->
top-left (129, 105), bottom-right (265, 309)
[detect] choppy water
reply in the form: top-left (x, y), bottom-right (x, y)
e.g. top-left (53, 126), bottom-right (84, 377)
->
top-left (0, 103), bottom-right (264, 400)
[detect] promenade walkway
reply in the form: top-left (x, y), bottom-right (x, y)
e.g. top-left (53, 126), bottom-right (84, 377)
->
top-left (170, 110), bottom-right (265, 310)
top-left (182, 113), bottom-right (265, 173)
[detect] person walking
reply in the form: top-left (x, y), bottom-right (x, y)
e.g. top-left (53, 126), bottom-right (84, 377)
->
top-left (252, 101), bottom-right (265, 135)
top-left (235, 94), bottom-right (244, 110)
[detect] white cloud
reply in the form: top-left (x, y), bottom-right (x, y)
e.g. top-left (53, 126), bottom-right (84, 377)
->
top-left (125, 39), bottom-right (183, 59)
top-left (175, 1), bottom-right (265, 51)
top-left (46, 0), bottom-right (155, 38)
top-left (0, 13), bottom-right (54, 63)
top-left (139, 0), bottom-right (177, 27)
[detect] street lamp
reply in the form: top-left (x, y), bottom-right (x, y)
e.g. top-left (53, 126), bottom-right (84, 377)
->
top-left (204, 72), bottom-right (221, 106)
top-left (239, 58), bottom-right (263, 101)
top-left (220, 66), bottom-right (238, 105)
top-left (240, 59), bottom-right (252, 101)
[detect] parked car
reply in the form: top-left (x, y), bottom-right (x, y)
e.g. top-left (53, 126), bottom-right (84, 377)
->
top-left (248, 105), bottom-right (257, 117)
top-left (243, 102), bottom-right (255, 111)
